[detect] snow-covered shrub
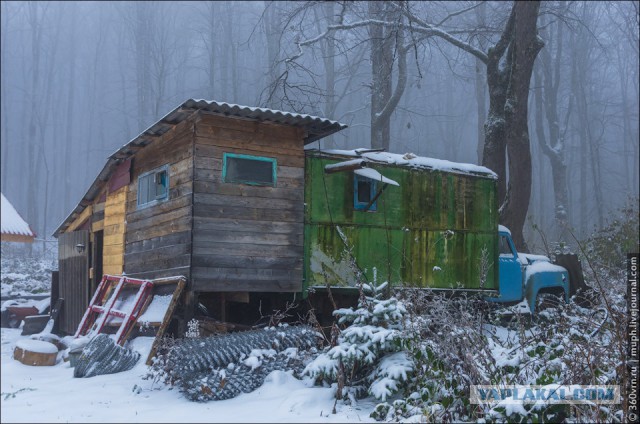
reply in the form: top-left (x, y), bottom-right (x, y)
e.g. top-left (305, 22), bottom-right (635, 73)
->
top-left (0, 244), bottom-right (56, 297)
top-left (375, 283), bottom-right (627, 423)
top-left (304, 281), bottom-right (412, 403)
top-left (583, 196), bottom-right (639, 272)
top-left (369, 289), bottom-right (494, 422)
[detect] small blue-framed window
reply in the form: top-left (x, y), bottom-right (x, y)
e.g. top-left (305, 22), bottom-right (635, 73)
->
top-left (354, 174), bottom-right (377, 211)
top-left (137, 164), bottom-right (169, 209)
top-left (222, 153), bottom-right (277, 187)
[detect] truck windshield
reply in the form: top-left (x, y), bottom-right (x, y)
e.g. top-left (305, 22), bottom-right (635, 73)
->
top-left (499, 235), bottom-right (513, 256)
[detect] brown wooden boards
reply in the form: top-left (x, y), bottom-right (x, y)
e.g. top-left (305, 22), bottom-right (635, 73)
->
top-left (145, 276), bottom-right (186, 365)
top-left (123, 117), bottom-right (194, 281)
top-left (191, 115), bottom-right (305, 293)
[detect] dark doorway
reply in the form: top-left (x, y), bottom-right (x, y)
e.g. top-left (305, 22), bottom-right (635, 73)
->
top-left (91, 230), bottom-right (104, 298)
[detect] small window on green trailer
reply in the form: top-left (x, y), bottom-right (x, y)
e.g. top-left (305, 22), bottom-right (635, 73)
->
top-left (354, 174), bottom-right (377, 211)
top-left (223, 153), bottom-right (276, 187)
top-left (137, 165), bottom-right (169, 208)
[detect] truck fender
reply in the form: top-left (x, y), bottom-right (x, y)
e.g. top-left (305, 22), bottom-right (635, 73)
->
top-left (524, 268), bottom-right (570, 313)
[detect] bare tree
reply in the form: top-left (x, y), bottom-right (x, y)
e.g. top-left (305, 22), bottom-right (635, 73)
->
top-left (395, 1), bottom-right (543, 249)
top-left (473, 0), bottom-right (488, 164)
top-left (262, 1), bottom-right (286, 109)
top-left (368, 1), bottom-right (407, 150)
top-left (532, 5), bottom-right (571, 234)
top-left (283, 1), bottom-right (543, 248)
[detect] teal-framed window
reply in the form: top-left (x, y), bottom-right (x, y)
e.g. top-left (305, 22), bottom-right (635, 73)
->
top-left (137, 164), bottom-right (169, 209)
top-left (222, 153), bottom-right (277, 187)
top-left (354, 174), bottom-right (377, 211)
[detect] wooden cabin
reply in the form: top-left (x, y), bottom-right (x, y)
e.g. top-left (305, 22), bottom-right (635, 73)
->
top-left (53, 99), bottom-right (346, 335)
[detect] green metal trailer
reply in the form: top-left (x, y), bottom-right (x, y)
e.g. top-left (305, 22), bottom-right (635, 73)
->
top-left (303, 149), bottom-right (499, 294)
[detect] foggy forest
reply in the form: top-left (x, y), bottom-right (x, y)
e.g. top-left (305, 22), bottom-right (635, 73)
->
top-left (1, 0), bottom-right (638, 251)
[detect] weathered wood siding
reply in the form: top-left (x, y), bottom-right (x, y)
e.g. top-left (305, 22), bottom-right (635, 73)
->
top-left (304, 153), bottom-right (499, 291)
top-left (58, 230), bottom-right (89, 335)
top-left (123, 118), bottom-right (195, 281)
top-left (191, 113), bottom-right (305, 292)
top-left (102, 186), bottom-right (127, 275)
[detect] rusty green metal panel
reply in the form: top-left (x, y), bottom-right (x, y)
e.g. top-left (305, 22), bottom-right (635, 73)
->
top-left (303, 152), bottom-right (498, 293)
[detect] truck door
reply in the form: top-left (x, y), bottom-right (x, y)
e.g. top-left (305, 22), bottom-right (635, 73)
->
top-left (497, 233), bottom-right (523, 302)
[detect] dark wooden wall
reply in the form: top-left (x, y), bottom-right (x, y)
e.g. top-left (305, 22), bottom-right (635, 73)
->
top-left (58, 230), bottom-right (90, 335)
top-left (191, 113), bottom-right (305, 292)
top-left (123, 117), bottom-right (195, 281)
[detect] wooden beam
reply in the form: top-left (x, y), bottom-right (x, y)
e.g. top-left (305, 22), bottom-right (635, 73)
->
top-left (1, 233), bottom-right (35, 243)
top-left (65, 205), bottom-right (93, 233)
top-left (365, 183), bottom-right (389, 212)
top-left (324, 159), bottom-right (367, 174)
top-left (145, 277), bottom-right (186, 365)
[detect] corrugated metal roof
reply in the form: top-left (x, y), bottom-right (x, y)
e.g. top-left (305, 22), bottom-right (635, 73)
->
top-left (54, 99), bottom-right (347, 236)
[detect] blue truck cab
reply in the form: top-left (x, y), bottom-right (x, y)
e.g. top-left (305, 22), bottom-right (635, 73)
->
top-left (486, 225), bottom-right (570, 313)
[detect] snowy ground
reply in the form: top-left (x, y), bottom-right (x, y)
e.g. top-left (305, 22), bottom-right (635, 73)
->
top-left (1, 328), bottom-right (376, 423)
top-left (0, 247), bottom-right (377, 423)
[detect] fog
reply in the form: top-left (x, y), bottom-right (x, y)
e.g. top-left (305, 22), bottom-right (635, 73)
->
top-left (1, 1), bottom-right (638, 249)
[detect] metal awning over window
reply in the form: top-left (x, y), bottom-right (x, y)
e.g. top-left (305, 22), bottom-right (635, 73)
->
top-left (324, 160), bottom-right (400, 187)
top-left (324, 159), bottom-right (400, 212)
top-left (353, 168), bottom-right (399, 186)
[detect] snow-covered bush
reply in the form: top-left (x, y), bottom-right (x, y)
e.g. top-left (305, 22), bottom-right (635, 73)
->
top-left (0, 244), bottom-right (56, 297)
top-left (372, 282), bottom-right (627, 423)
top-left (370, 290), bottom-right (493, 422)
top-left (583, 196), bottom-right (639, 272)
top-left (304, 281), bottom-right (412, 404)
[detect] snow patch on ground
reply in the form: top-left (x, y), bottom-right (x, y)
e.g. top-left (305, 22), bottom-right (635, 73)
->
top-left (1, 328), bottom-right (376, 423)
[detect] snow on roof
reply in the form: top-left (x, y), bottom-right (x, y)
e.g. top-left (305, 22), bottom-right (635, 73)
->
top-left (354, 168), bottom-right (400, 186)
top-left (1, 193), bottom-right (35, 238)
top-left (312, 148), bottom-right (497, 179)
top-left (498, 225), bottom-right (511, 235)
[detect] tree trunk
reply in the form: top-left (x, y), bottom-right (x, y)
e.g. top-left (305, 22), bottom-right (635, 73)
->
top-left (500, 1), bottom-right (543, 250)
top-left (320, 2), bottom-right (336, 147)
top-left (483, 1), bottom-right (543, 250)
top-left (63, 5), bottom-right (77, 213)
top-left (474, 1), bottom-right (487, 164)
top-left (135, 2), bottom-right (152, 131)
top-left (534, 11), bottom-right (570, 235)
top-left (263, 1), bottom-right (284, 109)
top-left (368, 1), bottom-right (394, 150)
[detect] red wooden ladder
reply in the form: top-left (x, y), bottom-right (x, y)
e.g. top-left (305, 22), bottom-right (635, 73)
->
top-left (75, 274), bottom-right (154, 346)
